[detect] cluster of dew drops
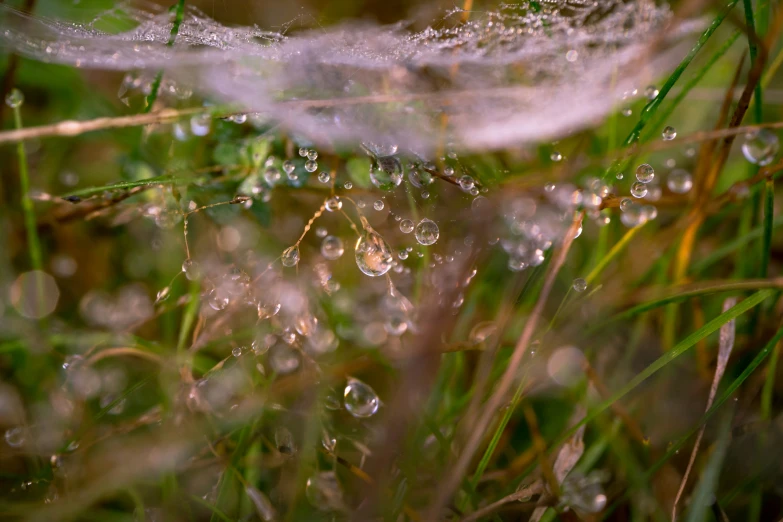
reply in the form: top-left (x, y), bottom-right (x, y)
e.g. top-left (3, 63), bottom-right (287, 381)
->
top-left (4, 80), bottom-right (782, 512)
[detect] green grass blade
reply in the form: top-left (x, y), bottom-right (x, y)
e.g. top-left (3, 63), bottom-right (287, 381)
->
top-left (563, 290), bottom-right (771, 442)
top-left (643, 30), bottom-right (741, 142)
top-left (683, 407), bottom-right (733, 522)
top-left (693, 214), bottom-right (783, 273)
top-left (741, 0), bottom-right (763, 123)
top-left (760, 179), bottom-right (774, 277)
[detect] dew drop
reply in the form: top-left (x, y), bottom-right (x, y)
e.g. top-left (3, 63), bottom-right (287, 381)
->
top-left (307, 150), bottom-right (318, 161)
top-left (661, 126), bottom-right (677, 141)
top-left (645, 85), bottom-right (659, 99)
top-left (344, 378), bottom-right (379, 418)
top-left (318, 171), bottom-right (330, 184)
top-left (5, 88), bottom-right (24, 109)
top-left (181, 259), bottom-right (201, 281)
top-left (316, 227), bottom-right (328, 238)
top-left (572, 278), bottom-right (587, 293)
top-left (298, 147), bottom-right (308, 157)
top-left (305, 471), bottom-right (344, 511)
top-left (370, 158), bottom-right (403, 190)
top-left (399, 219), bottom-right (414, 234)
top-left (741, 129), bottom-right (779, 166)
top-left (630, 182), bottom-right (647, 198)
top-left (325, 196), bottom-right (342, 212)
top-left (415, 219), bottom-right (439, 246)
top-left (282, 161), bottom-right (295, 175)
top-left (458, 175), bottom-right (475, 191)
top-left (321, 236), bottom-right (344, 260)
top-left (355, 231), bottom-right (394, 277)
top-left (305, 160), bottom-right (318, 173)
top-left (4, 427), bottom-right (26, 448)
top-left (667, 169), bottom-right (693, 194)
top-left (373, 200), bottom-right (384, 211)
top-left (550, 151), bottom-right (563, 162)
top-left (264, 166), bottom-right (281, 185)
top-left (281, 245), bottom-right (300, 267)
top-left (635, 164), bottom-right (654, 183)
top-left (443, 166), bottom-right (455, 177)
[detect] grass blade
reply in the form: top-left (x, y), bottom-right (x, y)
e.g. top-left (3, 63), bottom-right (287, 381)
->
top-left (562, 290), bottom-right (771, 443)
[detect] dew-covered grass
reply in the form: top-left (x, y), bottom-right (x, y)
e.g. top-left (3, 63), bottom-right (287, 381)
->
top-left (1, 0), bottom-right (783, 521)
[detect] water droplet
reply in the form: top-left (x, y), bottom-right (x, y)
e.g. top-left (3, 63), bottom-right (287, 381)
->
top-left (5, 427), bottom-right (26, 448)
top-left (5, 88), bottom-right (24, 109)
top-left (667, 169), bottom-right (693, 194)
top-left (274, 426), bottom-right (296, 455)
top-left (573, 278), bottom-right (587, 292)
top-left (325, 196), bottom-right (342, 212)
top-left (269, 344), bottom-right (301, 374)
top-left (316, 227), bottom-right (328, 238)
top-left (398, 249), bottom-right (409, 260)
top-left (232, 346), bottom-right (243, 357)
top-left (398, 219), bottom-right (414, 234)
top-left (373, 200), bottom-right (384, 211)
top-left (641, 204), bottom-right (658, 221)
top-left (620, 203), bottom-right (647, 228)
top-left (443, 166), bottom-right (455, 177)
top-left (343, 181), bottom-right (353, 190)
top-left (421, 190), bottom-right (430, 199)
top-left (264, 166), bottom-right (281, 185)
top-left (190, 114), bottom-right (211, 136)
top-left (344, 379), bottom-right (379, 418)
top-left (182, 259), bottom-right (201, 280)
top-left (661, 126), bottom-right (677, 141)
top-left (741, 129), bottom-right (779, 166)
top-left (621, 107), bottom-right (632, 117)
top-left (616, 172), bottom-right (624, 180)
top-left (355, 231), bottom-right (394, 277)
top-left (305, 471), bottom-right (345, 511)
top-left (645, 85), bottom-right (659, 99)
top-left (321, 236), bottom-right (344, 260)
top-left (630, 182), bottom-right (648, 198)
top-left (298, 147), bottom-right (308, 157)
top-left (415, 219), bottom-right (439, 246)
top-left (458, 175), bottom-right (475, 191)
top-left (282, 160), bottom-right (295, 175)
top-left (318, 171), bottom-right (330, 183)
top-left (635, 164), bottom-right (654, 183)
top-left (307, 150), bottom-right (318, 161)
top-left (305, 160), bottom-right (318, 173)
top-left (370, 157), bottom-right (403, 190)
top-left (550, 151), bottom-right (563, 162)
top-left (281, 245), bottom-right (300, 267)
top-left (408, 169), bottom-right (433, 188)
top-left (208, 288), bottom-right (230, 311)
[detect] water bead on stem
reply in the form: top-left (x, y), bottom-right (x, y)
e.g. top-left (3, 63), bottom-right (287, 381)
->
top-left (415, 219), bottom-right (439, 246)
top-left (661, 126), bottom-right (677, 140)
top-left (630, 182), bottom-right (648, 198)
top-left (741, 129), bottom-right (779, 166)
top-left (635, 164), bottom-right (654, 183)
top-left (281, 245), bottom-right (300, 267)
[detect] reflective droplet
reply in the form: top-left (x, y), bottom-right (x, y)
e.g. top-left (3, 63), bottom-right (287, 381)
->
top-left (269, 344), bottom-right (301, 374)
top-left (630, 182), bottom-right (648, 198)
top-left (281, 245), bottom-right (300, 267)
top-left (181, 259), bottom-right (201, 280)
top-left (298, 147), bottom-right (308, 157)
top-left (208, 288), bottom-right (230, 311)
top-left (321, 236), bottom-right (344, 260)
top-left (741, 129), bottom-right (779, 166)
top-left (645, 85), bottom-right (659, 99)
top-left (264, 166), bottom-right (281, 185)
top-left (305, 471), bottom-right (345, 511)
top-left (662, 126), bottom-right (677, 141)
top-left (4, 427), bottom-right (26, 448)
top-left (282, 160), bottom-right (295, 175)
top-left (458, 175), bottom-right (475, 191)
top-left (344, 378), bottom-right (379, 418)
top-left (635, 164), bottom-right (654, 183)
top-left (318, 171), bottom-right (330, 183)
top-left (400, 219), bottom-right (414, 234)
top-left (307, 150), bottom-right (318, 161)
top-left (355, 231), bottom-right (394, 277)
top-left (232, 346), bottom-right (243, 357)
top-left (5, 88), bottom-right (24, 109)
top-left (620, 203), bottom-right (647, 228)
top-left (370, 158), bottom-right (403, 190)
top-left (550, 151), bottom-right (563, 162)
top-left (443, 166), bottom-right (455, 177)
top-left (373, 200), bottom-right (384, 211)
top-left (415, 219), bottom-right (439, 246)
top-left (408, 169), bottom-right (433, 188)
top-left (616, 172), bottom-right (624, 180)
top-left (325, 196), bottom-right (342, 212)
top-left (305, 160), bottom-right (318, 173)
top-left (667, 169), bottom-right (693, 194)
top-left (573, 278), bottom-right (587, 293)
